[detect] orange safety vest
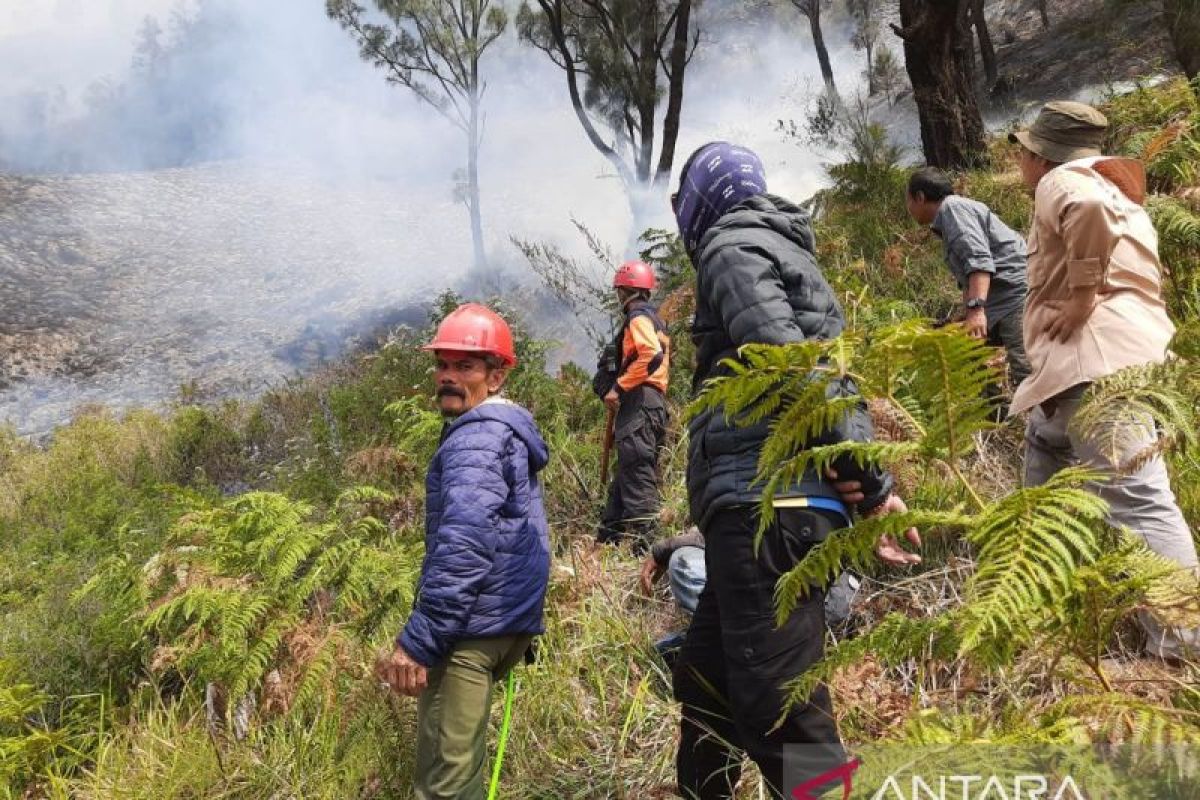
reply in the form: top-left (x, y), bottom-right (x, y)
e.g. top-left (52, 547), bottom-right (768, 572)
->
top-left (616, 305), bottom-right (670, 395)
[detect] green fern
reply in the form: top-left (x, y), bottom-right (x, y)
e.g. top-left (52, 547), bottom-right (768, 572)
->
top-left (1148, 197), bottom-right (1200, 319)
top-left (957, 467), bottom-right (1110, 658)
top-left (699, 319), bottom-right (1200, 740)
top-left (773, 507), bottom-right (971, 624)
top-left (1072, 360), bottom-right (1200, 473)
top-left (134, 488), bottom-right (420, 724)
top-left (1044, 694), bottom-right (1200, 747)
top-left (690, 323), bottom-right (1000, 545)
top-left (785, 613), bottom-right (959, 708)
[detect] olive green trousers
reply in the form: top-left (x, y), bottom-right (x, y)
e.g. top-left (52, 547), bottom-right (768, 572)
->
top-left (414, 635), bottom-right (532, 800)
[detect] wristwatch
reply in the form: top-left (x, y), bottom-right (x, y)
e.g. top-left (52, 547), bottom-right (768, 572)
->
top-left (965, 297), bottom-right (986, 310)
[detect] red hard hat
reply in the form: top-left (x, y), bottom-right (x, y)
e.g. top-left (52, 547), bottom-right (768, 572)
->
top-left (613, 260), bottom-right (656, 291)
top-left (423, 303), bottom-right (517, 367)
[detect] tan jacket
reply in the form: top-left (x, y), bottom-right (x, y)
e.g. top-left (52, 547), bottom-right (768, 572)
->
top-left (1011, 156), bottom-right (1176, 416)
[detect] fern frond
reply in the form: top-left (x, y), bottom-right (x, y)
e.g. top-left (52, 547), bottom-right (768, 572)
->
top-left (773, 509), bottom-right (971, 625)
top-left (900, 327), bottom-right (998, 462)
top-left (957, 467), bottom-right (1109, 657)
top-left (686, 340), bottom-right (825, 422)
top-left (757, 441), bottom-right (921, 517)
top-left (784, 613), bottom-right (958, 708)
top-left (222, 593), bottom-right (275, 645)
top-left (1113, 538), bottom-right (1200, 628)
top-left (1148, 193), bottom-right (1200, 248)
top-left (229, 612), bottom-right (296, 700)
top-left (144, 585), bottom-right (237, 634)
top-left (336, 485), bottom-right (396, 511)
top-left (1073, 361), bottom-right (1199, 471)
top-left (1044, 694), bottom-right (1200, 746)
top-left (756, 394), bottom-right (867, 475)
top-left (292, 634), bottom-right (342, 712)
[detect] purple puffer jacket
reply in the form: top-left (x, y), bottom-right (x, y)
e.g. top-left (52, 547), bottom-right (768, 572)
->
top-left (399, 398), bottom-right (551, 667)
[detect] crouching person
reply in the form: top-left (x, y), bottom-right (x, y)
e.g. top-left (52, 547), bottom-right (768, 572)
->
top-left (376, 303), bottom-right (552, 800)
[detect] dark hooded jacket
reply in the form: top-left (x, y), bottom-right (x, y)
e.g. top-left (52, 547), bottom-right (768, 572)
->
top-left (687, 192), bottom-right (894, 528)
top-left (399, 398), bottom-right (551, 667)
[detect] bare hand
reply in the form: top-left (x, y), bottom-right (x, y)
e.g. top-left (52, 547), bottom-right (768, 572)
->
top-left (868, 494), bottom-right (923, 567)
top-left (376, 645), bottom-right (428, 697)
top-left (604, 389), bottom-right (619, 412)
top-left (1043, 292), bottom-right (1096, 342)
top-left (964, 308), bottom-right (987, 340)
top-left (640, 554), bottom-right (664, 596)
top-left (825, 467), bottom-right (865, 505)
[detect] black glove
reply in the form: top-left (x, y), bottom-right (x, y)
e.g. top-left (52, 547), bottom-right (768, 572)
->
top-left (592, 342), bottom-right (618, 399)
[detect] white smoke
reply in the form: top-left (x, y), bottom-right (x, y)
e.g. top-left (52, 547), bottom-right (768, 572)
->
top-left (0, 0), bottom-right (875, 434)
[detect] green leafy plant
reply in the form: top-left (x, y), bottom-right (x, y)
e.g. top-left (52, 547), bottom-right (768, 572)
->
top-left (129, 488), bottom-right (420, 718)
top-left (690, 322), bottom-right (1200, 734)
top-left (0, 661), bottom-right (74, 796)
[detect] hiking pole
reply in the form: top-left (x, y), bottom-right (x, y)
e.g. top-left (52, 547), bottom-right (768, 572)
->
top-left (600, 407), bottom-right (616, 485)
top-left (487, 670), bottom-right (517, 800)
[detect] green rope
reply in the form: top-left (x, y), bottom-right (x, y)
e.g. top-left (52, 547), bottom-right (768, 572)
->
top-left (487, 670), bottom-right (517, 800)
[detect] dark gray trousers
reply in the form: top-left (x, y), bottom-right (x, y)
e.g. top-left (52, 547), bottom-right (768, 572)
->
top-left (598, 385), bottom-right (667, 553)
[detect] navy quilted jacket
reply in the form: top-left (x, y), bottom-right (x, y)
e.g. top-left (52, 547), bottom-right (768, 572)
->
top-left (399, 398), bottom-right (551, 667)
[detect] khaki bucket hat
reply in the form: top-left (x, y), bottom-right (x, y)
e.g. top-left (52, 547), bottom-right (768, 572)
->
top-left (1009, 101), bottom-right (1108, 163)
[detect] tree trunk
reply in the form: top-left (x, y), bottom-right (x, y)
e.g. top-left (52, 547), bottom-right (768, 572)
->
top-left (865, 38), bottom-right (877, 95)
top-left (635, 2), bottom-right (659, 185)
top-left (971, 0), bottom-right (997, 85)
top-left (467, 90), bottom-right (487, 270)
top-left (1037, 0), bottom-right (1050, 28)
top-left (807, 3), bottom-right (838, 95)
top-left (654, 0), bottom-right (692, 185)
top-left (1164, 0), bottom-right (1200, 85)
top-left (535, 0), bottom-right (635, 188)
top-left (895, 0), bottom-right (988, 169)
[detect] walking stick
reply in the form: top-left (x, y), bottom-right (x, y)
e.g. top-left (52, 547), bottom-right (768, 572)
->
top-left (487, 670), bottom-right (517, 800)
top-left (600, 406), bottom-right (616, 485)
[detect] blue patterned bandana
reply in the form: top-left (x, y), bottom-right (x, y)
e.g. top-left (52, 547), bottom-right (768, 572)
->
top-left (674, 142), bottom-right (768, 255)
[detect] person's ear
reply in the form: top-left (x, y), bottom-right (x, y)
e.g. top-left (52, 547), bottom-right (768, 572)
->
top-left (486, 367), bottom-right (509, 395)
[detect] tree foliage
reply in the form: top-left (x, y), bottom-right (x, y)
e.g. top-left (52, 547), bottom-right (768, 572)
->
top-left (516, 0), bottom-right (698, 201)
top-left (326, 0), bottom-right (509, 268)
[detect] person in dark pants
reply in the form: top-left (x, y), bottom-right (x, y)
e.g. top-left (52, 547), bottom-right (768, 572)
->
top-left (640, 527), bottom-right (862, 669)
top-left (594, 260), bottom-right (671, 553)
top-left (671, 142), bottom-right (921, 799)
top-left (905, 166), bottom-right (1031, 394)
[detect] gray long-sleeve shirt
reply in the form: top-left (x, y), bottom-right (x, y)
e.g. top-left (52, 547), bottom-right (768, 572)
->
top-left (930, 195), bottom-right (1028, 326)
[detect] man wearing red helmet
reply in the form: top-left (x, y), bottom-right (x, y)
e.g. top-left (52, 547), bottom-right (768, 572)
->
top-left (594, 260), bottom-right (671, 553)
top-left (376, 303), bottom-right (551, 799)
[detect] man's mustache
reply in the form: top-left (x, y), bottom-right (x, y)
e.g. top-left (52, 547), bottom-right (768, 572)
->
top-left (437, 386), bottom-right (467, 400)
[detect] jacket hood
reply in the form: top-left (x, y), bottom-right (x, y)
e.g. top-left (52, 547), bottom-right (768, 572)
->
top-left (699, 193), bottom-right (816, 256)
top-left (447, 398), bottom-right (550, 473)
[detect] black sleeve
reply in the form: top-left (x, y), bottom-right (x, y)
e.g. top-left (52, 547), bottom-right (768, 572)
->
top-left (823, 377), bottom-right (894, 515)
top-left (650, 527), bottom-right (705, 567)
